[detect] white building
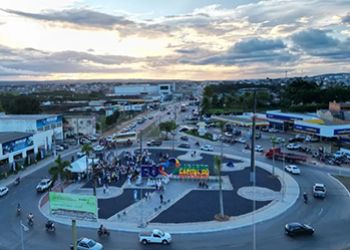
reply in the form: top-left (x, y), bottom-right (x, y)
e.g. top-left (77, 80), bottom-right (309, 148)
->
top-left (114, 84), bottom-right (174, 97)
top-left (0, 114), bottom-right (63, 154)
top-left (64, 115), bottom-right (97, 137)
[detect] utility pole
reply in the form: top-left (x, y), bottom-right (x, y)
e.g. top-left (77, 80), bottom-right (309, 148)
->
top-left (139, 129), bottom-right (145, 228)
top-left (250, 89), bottom-right (257, 250)
top-left (72, 219), bottom-right (77, 250)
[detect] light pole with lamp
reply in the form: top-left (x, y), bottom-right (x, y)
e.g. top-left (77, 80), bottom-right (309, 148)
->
top-left (20, 220), bottom-right (29, 250)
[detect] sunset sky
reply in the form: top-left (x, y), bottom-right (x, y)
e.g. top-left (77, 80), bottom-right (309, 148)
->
top-left (0, 0), bottom-right (349, 80)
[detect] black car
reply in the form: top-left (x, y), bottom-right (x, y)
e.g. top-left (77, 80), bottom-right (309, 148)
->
top-left (178, 143), bottom-right (191, 149)
top-left (180, 136), bottom-right (189, 141)
top-left (285, 223), bottom-right (315, 236)
top-left (146, 140), bottom-right (162, 146)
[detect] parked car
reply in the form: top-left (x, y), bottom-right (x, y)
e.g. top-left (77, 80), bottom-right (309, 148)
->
top-left (36, 179), bottom-right (53, 193)
top-left (276, 137), bottom-right (285, 143)
top-left (146, 140), bottom-right (162, 146)
top-left (178, 143), bottom-right (191, 149)
top-left (236, 137), bottom-right (247, 144)
top-left (0, 186), bottom-right (9, 197)
top-left (70, 237), bottom-right (103, 250)
top-left (285, 223), bottom-right (315, 236)
top-left (55, 145), bottom-right (64, 152)
top-left (284, 164), bottom-right (301, 174)
top-left (180, 136), bottom-right (189, 141)
top-left (313, 183), bottom-right (326, 198)
top-left (139, 229), bottom-right (172, 245)
top-left (255, 145), bottom-right (264, 152)
top-left (201, 144), bottom-right (214, 151)
top-left (287, 143), bottom-right (301, 150)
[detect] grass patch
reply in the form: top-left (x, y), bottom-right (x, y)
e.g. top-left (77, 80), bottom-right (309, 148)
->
top-left (333, 175), bottom-right (350, 192)
top-left (185, 130), bottom-right (214, 141)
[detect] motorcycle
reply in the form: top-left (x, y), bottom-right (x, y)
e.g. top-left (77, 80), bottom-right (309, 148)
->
top-left (14, 177), bottom-right (20, 186)
top-left (16, 207), bottom-right (21, 216)
top-left (195, 142), bottom-right (200, 147)
top-left (28, 217), bottom-right (34, 226)
top-left (98, 228), bottom-right (110, 237)
top-left (45, 221), bottom-right (55, 232)
top-left (303, 193), bottom-right (308, 204)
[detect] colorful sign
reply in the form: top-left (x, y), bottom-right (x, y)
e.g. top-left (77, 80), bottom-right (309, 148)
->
top-left (49, 192), bottom-right (97, 221)
top-left (36, 115), bottom-right (62, 129)
top-left (2, 136), bottom-right (34, 155)
top-left (173, 164), bottom-right (209, 179)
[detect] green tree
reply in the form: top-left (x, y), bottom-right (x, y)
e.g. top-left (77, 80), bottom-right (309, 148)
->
top-left (2, 95), bottom-right (41, 114)
top-left (201, 96), bottom-right (211, 114)
top-left (49, 155), bottom-right (70, 192)
top-left (105, 110), bottom-right (120, 126)
top-left (81, 143), bottom-right (96, 195)
top-left (159, 121), bottom-right (176, 139)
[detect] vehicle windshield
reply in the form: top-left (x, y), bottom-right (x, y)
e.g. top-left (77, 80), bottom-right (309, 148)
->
top-left (87, 240), bottom-right (96, 247)
top-left (315, 186), bottom-right (325, 191)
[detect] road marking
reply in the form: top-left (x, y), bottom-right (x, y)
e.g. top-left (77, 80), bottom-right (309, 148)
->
top-left (318, 208), bottom-right (323, 216)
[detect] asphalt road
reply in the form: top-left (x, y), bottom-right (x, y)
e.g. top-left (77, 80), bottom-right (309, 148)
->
top-left (1, 112), bottom-right (350, 249)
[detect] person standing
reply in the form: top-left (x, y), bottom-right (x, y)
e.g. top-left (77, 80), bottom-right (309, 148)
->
top-left (160, 194), bottom-right (164, 204)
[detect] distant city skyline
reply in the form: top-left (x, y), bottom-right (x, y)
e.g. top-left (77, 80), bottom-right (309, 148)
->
top-left (0, 0), bottom-right (349, 81)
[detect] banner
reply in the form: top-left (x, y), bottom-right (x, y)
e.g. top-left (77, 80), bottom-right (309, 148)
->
top-left (2, 136), bottom-right (34, 155)
top-left (49, 192), bottom-right (97, 221)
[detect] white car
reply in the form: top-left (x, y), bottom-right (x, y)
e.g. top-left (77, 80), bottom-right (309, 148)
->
top-left (287, 143), bottom-right (301, 150)
top-left (201, 144), bottom-right (214, 151)
top-left (70, 238), bottom-right (103, 250)
top-left (93, 145), bottom-right (104, 152)
top-left (139, 229), bottom-right (172, 245)
top-left (36, 178), bottom-right (53, 193)
top-left (255, 145), bottom-right (264, 152)
top-left (236, 137), bottom-right (247, 144)
top-left (55, 145), bottom-right (64, 151)
top-left (285, 164), bottom-right (301, 174)
top-left (0, 186), bottom-right (9, 197)
top-left (313, 183), bottom-right (326, 198)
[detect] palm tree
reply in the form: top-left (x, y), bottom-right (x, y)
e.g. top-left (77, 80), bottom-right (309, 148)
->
top-left (49, 155), bottom-right (70, 192)
top-left (214, 155), bottom-right (225, 219)
top-left (81, 143), bottom-right (96, 195)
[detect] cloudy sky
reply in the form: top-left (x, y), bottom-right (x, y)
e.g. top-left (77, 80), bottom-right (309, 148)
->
top-left (0, 0), bottom-right (349, 80)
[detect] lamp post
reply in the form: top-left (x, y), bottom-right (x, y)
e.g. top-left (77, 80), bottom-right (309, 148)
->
top-left (249, 89), bottom-right (257, 250)
top-left (20, 220), bottom-right (28, 250)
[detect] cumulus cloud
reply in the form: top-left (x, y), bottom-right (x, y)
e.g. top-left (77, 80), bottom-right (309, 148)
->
top-left (182, 38), bottom-right (296, 65)
top-left (292, 29), bottom-right (350, 60)
top-left (0, 45), bottom-right (138, 75)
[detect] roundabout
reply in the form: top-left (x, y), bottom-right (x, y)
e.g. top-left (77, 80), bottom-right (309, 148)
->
top-left (39, 147), bottom-right (299, 233)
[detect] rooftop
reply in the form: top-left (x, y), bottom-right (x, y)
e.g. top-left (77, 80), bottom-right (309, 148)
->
top-left (0, 132), bottom-right (33, 144)
top-left (0, 114), bottom-right (58, 120)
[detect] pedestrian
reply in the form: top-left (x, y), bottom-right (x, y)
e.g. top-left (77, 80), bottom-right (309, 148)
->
top-left (160, 194), bottom-right (164, 204)
top-left (103, 184), bottom-right (106, 194)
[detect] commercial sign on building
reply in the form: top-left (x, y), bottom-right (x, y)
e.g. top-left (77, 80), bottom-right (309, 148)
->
top-left (2, 136), bottom-right (34, 155)
top-left (36, 116), bottom-right (62, 129)
top-left (334, 128), bottom-right (350, 136)
top-left (49, 192), bottom-right (97, 221)
top-left (294, 124), bottom-right (320, 134)
top-left (266, 113), bottom-right (303, 121)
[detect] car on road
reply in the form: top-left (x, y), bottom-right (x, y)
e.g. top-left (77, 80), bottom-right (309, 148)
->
top-left (276, 137), bottom-right (285, 143)
top-left (80, 138), bottom-right (91, 145)
top-left (0, 186), bottom-right (9, 197)
top-left (36, 178), bottom-right (53, 193)
top-left (180, 136), bottom-right (189, 141)
top-left (313, 183), bottom-right (326, 198)
top-left (146, 140), bottom-right (162, 147)
top-left (178, 143), bottom-right (191, 149)
top-left (255, 145), bottom-right (264, 152)
top-left (70, 237), bottom-right (103, 250)
top-left (201, 144), bottom-right (214, 151)
top-left (285, 223), bottom-right (315, 236)
top-left (284, 164), bottom-right (301, 174)
top-left (139, 229), bottom-right (172, 245)
top-left (287, 143), bottom-right (301, 150)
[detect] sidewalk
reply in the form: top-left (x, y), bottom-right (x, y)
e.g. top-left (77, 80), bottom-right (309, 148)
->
top-left (0, 146), bottom-right (81, 187)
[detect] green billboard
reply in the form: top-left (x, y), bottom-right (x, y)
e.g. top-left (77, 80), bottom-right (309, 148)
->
top-left (49, 192), bottom-right (98, 221)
